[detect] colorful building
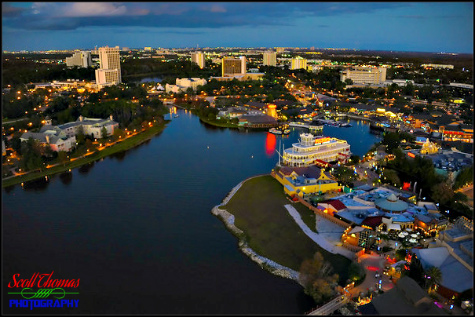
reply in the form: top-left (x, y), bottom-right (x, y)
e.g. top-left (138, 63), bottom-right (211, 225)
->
top-left (282, 133), bottom-right (351, 167)
top-left (274, 165), bottom-right (342, 197)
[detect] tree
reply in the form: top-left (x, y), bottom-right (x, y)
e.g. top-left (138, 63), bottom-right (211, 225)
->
top-left (382, 168), bottom-right (401, 187)
top-left (431, 181), bottom-right (454, 205)
top-left (76, 125), bottom-right (86, 145)
top-left (57, 151), bottom-right (68, 165)
top-left (299, 252), bottom-right (339, 305)
top-left (424, 266), bottom-right (442, 291)
top-left (349, 154), bottom-right (360, 164)
top-left (101, 127), bottom-right (108, 139)
top-left (348, 262), bottom-right (365, 284)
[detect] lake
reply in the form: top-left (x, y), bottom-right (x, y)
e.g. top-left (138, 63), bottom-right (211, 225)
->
top-left (2, 110), bottom-right (379, 314)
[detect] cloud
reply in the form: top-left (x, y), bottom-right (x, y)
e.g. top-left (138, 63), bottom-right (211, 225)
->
top-left (0, 2), bottom-right (420, 31)
top-left (62, 3), bottom-right (128, 17)
top-left (2, 2), bottom-right (27, 18)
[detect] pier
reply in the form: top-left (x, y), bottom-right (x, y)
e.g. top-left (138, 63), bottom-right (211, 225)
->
top-left (288, 122), bottom-right (324, 132)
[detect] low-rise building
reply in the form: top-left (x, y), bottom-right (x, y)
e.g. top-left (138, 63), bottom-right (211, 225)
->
top-left (19, 115), bottom-right (118, 152)
top-left (274, 165), bottom-right (342, 197)
top-left (165, 78), bottom-right (207, 93)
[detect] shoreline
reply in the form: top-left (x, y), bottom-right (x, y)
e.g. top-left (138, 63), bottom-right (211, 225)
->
top-left (2, 123), bottom-right (168, 188)
top-left (211, 174), bottom-right (303, 286)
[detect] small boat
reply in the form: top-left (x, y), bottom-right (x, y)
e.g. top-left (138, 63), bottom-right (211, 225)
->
top-left (340, 123), bottom-right (352, 127)
top-left (282, 129), bottom-right (291, 135)
top-left (174, 115), bottom-right (179, 118)
top-left (269, 128), bottom-right (283, 135)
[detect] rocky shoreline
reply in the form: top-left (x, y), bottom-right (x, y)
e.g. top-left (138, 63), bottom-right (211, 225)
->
top-left (211, 175), bottom-right (302, 286)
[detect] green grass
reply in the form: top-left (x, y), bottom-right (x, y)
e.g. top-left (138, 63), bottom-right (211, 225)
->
top-left (293, 203), bottom-right (318, 233)
top-left (2, 123), bottom-right (167, 188)
top-left (222, 175), bottom-right (350, 282)
top-left (198, 117), bottom-right (239, 128)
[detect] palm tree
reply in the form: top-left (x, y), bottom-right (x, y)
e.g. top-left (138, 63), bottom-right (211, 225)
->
top-left (424, 266), bottom-right (442, 291)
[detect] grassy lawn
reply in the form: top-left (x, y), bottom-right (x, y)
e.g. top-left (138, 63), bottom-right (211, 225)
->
top-left (2, 123), bottom-right (167, 188)
top-left (293, 203), bottom-right (318, 233)
top-left (198, 117), bottom-right (239, 128)
top-left (222, 175), bottom-right (350, 282)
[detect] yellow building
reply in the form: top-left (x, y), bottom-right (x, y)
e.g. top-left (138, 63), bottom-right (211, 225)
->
top-left (274, 165), bottom-right (342, 197)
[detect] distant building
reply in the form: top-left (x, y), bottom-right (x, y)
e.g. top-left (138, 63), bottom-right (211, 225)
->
top-left (421, 63), bottom-right (454, 70)
top-left (165, 78), bottom-right (207, 93)
top-left (222, 56), bottom-right (246, 77)
top-left (144, 47), bottom-right (152, 51)
top-left (340, 66), bottom-right (387, 85)
top-left (291, 56), bottom-right (307, 70)
top-left (275, 47), bottom-right (285, 53)
top-left (263, 51), bottom-right (277, 66)
top-left (95, 46), bottom-right (121, 87)
top-left (191, 51), bottom-right (206, 69)
top-left (65, 51), bottom-right (92, 68)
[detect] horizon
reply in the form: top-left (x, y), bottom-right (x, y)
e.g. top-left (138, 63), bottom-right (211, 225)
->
top-left (2, 2), bottom-right (473, 54)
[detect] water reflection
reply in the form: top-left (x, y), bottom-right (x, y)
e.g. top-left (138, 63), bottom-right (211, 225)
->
top-left (59, 171), bottom-right (73, 185)
top-left (265, 132), bottom-right (276, 157)
top-left (22, 177), bottom-right (49, 191)
top-left (3, 184), bottom-right (15, 194)
top-left (110, 150), bottom-right (127, 161)
top-left (78, 161), bottom-right (95, 174)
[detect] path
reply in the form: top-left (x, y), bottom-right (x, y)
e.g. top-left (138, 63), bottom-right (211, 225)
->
top-left (284, 204), bottom-right (355, 259)
top-left (307, 294), bottom-right (349, 315)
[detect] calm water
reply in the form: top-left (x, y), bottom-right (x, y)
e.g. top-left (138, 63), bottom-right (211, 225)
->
top-left (2, 110), bottom-right (379, 314)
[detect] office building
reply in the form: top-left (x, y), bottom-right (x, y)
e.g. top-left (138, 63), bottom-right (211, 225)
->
top-left (340, 66), bottom-right (387, 85)
top-left (275, 47), bottom-right (285, 53)
top-left (95, 46), bottom-right (121, 86)
top-left (222, 56), bottom-right (246, 77)
top-left (263, 51), bottom-right (277, 66)
top-left (65, 51), bottom-right (92, 68)
top-left (191, 51), bottom-right (206, 69)
top-left (291, 56), bottom-right (307, 70)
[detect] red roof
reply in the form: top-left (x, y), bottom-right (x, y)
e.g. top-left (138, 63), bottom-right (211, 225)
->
top-left (328, 199), bottom-right (346, 211)
top-left (361, 216), bottom-right (383, 229)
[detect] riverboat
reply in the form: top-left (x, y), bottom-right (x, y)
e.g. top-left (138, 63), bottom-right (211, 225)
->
top-left (269, 128), bottom-right (283, 135)
top-left (340, 123), bottom-right (352, 127)
top-left (282, 133), bottom-right (351, 167)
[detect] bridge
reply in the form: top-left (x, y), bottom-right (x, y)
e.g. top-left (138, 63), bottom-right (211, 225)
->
top-left (306, 294), bottom-right (350, 315)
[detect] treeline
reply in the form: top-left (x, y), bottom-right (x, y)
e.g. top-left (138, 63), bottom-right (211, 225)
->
top-left (383, 148), bottom-right (472, 219)
top-left (2, 59), bottom-right (95, 86)
top-left (197, 77), bottom-right (296, 102)
top-left (121, 58), bottom-right (220, 82)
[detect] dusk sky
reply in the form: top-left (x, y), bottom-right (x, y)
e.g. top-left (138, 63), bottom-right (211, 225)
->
top-left (2, 2), bottom-right (473, 53)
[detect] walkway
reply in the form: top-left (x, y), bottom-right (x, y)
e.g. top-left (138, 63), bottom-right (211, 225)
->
top-left (307, 294), bottom-right (349, 315)
top-left (284, 204), bottom-right (355, 259)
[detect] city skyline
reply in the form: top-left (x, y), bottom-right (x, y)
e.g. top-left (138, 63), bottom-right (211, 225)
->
top-left (2, 2), bottom-right (473, 53)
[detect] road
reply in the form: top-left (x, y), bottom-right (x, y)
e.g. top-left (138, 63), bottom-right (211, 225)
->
top-left (348, 253), bottom-right (394, 298)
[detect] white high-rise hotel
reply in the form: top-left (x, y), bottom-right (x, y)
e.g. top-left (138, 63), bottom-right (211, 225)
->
top-left (191, 51), bottom-right (206, 69)
top-left (66, 51), bottom-right (92, 68)
top-left (263, 51), bottom-right (277, 66)
top-left (95, 46), bottom-right (121, 87)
